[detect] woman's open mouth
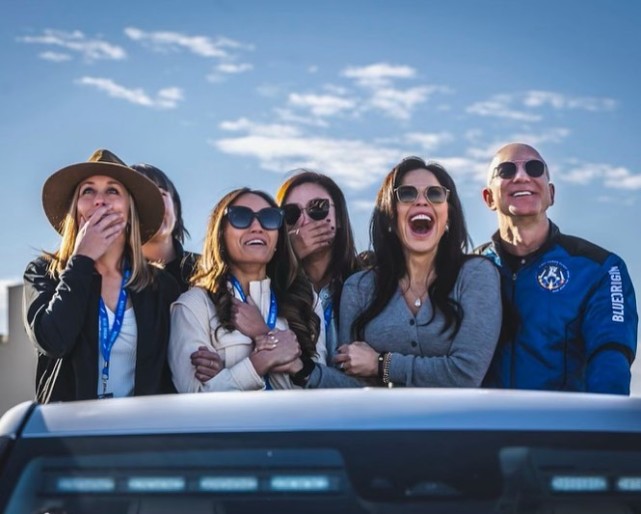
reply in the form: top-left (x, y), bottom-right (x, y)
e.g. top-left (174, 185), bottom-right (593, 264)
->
top-left (409, 213), bottom-right (433, 235)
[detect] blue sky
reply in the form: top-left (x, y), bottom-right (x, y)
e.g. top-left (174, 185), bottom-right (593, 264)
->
top-left (1, 0), bottom-right (640, 388)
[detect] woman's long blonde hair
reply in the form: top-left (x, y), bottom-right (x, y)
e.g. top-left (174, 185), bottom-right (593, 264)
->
top-left (46, 182), bottom-right (153, 291)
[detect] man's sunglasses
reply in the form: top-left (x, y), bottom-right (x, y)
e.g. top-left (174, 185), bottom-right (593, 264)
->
top-left (225, 205), bottom-right (284, 230)
top-left (282, 198), bottom-right (331, 226)
top-left (492, 159), bottom-right (546, 180)
top-left (394, 185), bottom-right (450, 204)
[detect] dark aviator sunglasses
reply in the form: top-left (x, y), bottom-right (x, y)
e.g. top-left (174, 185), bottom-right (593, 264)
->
top-left (493, 159), bottom-right (546, 180)
top-left (282, 198), bottom-right (331, 226)
top-left (225, 205), bottom-right (284, 230)
top-left (394, 185), bottom-right (450, 204)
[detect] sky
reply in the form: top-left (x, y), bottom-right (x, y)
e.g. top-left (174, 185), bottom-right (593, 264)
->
top-left (1, 0), bottom-right (640, 389)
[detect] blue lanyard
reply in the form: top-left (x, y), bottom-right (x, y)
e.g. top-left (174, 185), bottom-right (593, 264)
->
top-left (323, 298), bottom-right (333, 332)
top-left (230, 275), bottom-right (278, 390)
top-left (99, 268), bottom-right (131, 395)
top-left (229, 275), bottom-right (277, 330)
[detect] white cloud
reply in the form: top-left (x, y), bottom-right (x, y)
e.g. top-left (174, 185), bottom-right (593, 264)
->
top-left (124, 27), bottom-right (252, 59)
top-left (369, 86), bottom-right (445, 120)
top-left (342, 63), bottom-right (416, 87)
top-left (76, 77), bottom-right (184, 109)
top-left (288, 93), bottom-right (356, 117)
top-left (39, 51), bottom-right (72, 62)
top-left (467, 94), bottom-right (542, 122)
top-left (216, 62), bottom-right (253, 74)
top-left (18, 29), bottom-right (126, 61)
top-left (404, 132), bottom-right (454, 151)
top-left (560, 161), bottom-right (641, 190)
top-left (274, 108), bottom-right (329, 128)
top-left (523, 90), bottom-right (617, 111)
top-left (219, 118), bottom-right (302, 138)
top-left (468, 91), bottom-right (618, 122)
top-left (213, 119), bottom-right (400, 188)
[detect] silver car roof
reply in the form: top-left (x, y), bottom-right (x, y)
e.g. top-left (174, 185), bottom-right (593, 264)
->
top-left (3, 389), bottom-right (641, 439)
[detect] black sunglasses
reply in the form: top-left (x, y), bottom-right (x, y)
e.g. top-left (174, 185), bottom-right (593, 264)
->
top-left (394, 185), bottom-right (450, 204)
top-left (282, 198), bottom-right (331, 226)
top-left (225, 205), bottom-right (284, 230)
top-left (493, 159), bottom-right (546, 180)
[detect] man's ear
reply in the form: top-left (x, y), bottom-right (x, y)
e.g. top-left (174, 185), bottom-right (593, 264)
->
top-left (549, 182), bottom-right (555, 206)
top-left (482, 187), bottom-right (497, 211)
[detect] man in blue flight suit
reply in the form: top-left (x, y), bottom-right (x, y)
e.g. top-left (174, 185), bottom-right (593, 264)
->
top-left (477, 143), bottom-right (637, 394)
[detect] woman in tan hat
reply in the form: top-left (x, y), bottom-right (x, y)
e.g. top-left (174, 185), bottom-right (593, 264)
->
top-left (23, 149), bottom-right (180, 403)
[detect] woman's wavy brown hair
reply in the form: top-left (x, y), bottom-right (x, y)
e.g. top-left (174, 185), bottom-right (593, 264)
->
top-left (275, 170), bottom-right (359, 324)
top-left (191, 188), bottom-right (320, 359)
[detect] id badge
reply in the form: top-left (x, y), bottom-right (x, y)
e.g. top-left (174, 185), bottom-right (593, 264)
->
top-left (97, 392), bottom-right (114, 399)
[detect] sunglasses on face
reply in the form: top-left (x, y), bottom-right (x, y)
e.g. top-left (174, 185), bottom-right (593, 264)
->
top-left (492, 159), bottom-right (546, 180)
top-left (282, 198), bottom-right (331, 225)
top-left (394, 185), bottom-right (450, 204)
top-left (225, 205), bottom-right (284, 230)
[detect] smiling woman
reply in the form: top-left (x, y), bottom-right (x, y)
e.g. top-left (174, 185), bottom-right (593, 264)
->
top-left (289, 157), bottom-right (503, 389)
top-left (168, 188), bottom-right (326, 392)
top-left (22, 149), bottom-right (180, 403)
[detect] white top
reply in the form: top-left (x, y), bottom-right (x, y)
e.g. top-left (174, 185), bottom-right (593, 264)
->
top-left (97, 307), bottom-right (137, 398)
top-left (169, 278), bottom-right (326, 392)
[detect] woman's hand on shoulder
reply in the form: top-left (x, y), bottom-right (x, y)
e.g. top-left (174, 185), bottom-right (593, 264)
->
top-left (190, 346), bottom-right (223, 383)
top-left (232, 296), bottom-right (269, 338)
top-left (73, 206), bottom-right (127, 261)
top-left (333, 341), bottom-right (378, 377)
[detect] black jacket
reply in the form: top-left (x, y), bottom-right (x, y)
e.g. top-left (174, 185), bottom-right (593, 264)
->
top-left (163, 240), bottom-right (199, 293)
top-left (23, 254), bottom-right (180, 403)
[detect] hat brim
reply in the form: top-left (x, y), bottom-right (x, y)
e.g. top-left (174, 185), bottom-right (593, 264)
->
top-left (42, 161), bottom-right (164, 244)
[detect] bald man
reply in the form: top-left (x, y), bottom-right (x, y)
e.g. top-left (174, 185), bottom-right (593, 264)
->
top-left (476, 143), bottom-right (637, 394)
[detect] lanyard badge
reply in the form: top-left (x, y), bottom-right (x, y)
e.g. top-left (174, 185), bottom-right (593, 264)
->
top-left (99, 268), bottom-right (131, 398)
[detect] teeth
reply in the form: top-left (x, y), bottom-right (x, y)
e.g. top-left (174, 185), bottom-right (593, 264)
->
top-left (512, 191), bottom-right (533, 197)
top-left (410, 213), bottom-right (432, 222)
top-left (245, 239), bottom-right (266, 246)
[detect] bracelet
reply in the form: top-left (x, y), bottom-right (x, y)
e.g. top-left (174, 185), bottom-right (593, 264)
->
top-left (291, 357), bottom-right (315, 387)
top-left (382, 352), bottom-right (392, 386)
top-left (377, 352), bottom-right (387, 382)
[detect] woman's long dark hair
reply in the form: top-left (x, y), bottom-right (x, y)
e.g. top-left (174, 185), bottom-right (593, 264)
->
top-left (191, 188), bottom-right (320, 359)
top-left (352, 157), bottom-right (472, 341)
top-left (130, 163), bottom-right (190, 244)
top-left (275, 170), bottom-right (359, 323)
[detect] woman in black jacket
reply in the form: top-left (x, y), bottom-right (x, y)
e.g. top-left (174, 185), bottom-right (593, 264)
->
top-left (23, 149), bottom-right (180, 403)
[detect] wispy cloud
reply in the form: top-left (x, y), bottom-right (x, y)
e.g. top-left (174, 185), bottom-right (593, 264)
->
top-left (342, 63), bottom-right (416, 88)
top-left (39, 51), bottom-right (72, 62)
top-left (560, 160), bottom-right (641, 190)
top-left (523, 91), bottom-right (617, 111)
top-left (213, 118), bottom-right (400, 188)
top-left (342, 63), bottom-right (449, 120)
top-left (467, 94), bottom-right (542, 122)
top-left (18, 29), bottom-right (126, 62)
top-left (288, 93), bottom-right (356, 117)
top-left (124, 27), bottom-right (252, 58)
top-left (404, 132), bottom-right (454, 151)
top-left (274, 108), bottom-right (329, 128)
top-left (468, 91), bottom-right (617, 121)
top-left (76, 77), bottom-right (183, 109)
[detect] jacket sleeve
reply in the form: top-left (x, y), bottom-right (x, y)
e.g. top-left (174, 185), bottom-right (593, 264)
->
top-left (23, 255), bottom-right (97, 358)
top-left (388, 258), bottom-right (502, 387)
top-left (168, 290), bottom-right (265, 393)
top-left (306, 272), bottom-right (370, 389)
top-left (583, 255), bottom-right (638, 394)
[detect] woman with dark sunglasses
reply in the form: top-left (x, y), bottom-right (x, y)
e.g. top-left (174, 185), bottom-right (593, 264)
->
top-left (287, 157), bottom-right (501, 388)
top-left (275, 170), bottom-right (359, 365)
top-left (168, 188), bottom-right (326, 392)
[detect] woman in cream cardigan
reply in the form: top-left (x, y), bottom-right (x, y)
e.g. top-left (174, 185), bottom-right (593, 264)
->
top-left (168, 188), bottom-right (326, 392)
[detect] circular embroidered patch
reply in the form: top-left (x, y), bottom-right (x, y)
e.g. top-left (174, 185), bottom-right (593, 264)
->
top-left (536, 261), bottom-right (570, 292)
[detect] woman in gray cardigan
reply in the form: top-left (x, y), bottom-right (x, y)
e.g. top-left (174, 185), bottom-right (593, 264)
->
top-left (286, 156), bottom-right (502, 388)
